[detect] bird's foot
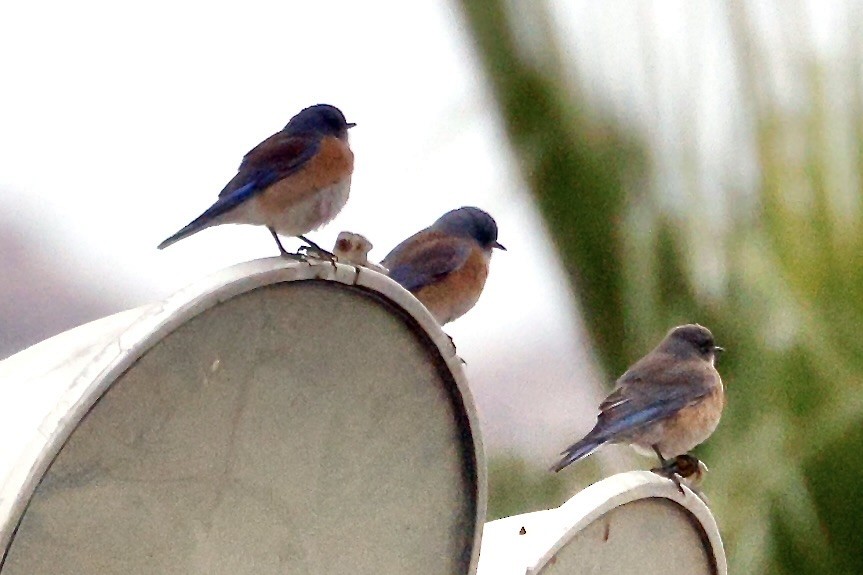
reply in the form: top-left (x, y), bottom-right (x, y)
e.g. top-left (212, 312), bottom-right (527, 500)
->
top-left (446, 333), bottom-right (456, 351)
top-left (296, 235), bottom-right (338, 267)
top-left (279, 250), bottom-right (308, 262)
top-left (297, 244), bottom-right (338, 266)
top-left (651, 454), bottom-right (705, 495)
top-left (270, 228), bottom-right (304, 260)
top-left (443, 333), bottom-right (465, 364)
top-left (652, 466), bottom-right (685, 495)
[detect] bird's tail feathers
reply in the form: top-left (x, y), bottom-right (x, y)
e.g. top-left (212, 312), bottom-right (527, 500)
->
top-left (157, 217), bottom-right (214, 249)
top-left (550, 436), bottom-right (606, 473)
top-left (157, 182), bottom-right (259, 249)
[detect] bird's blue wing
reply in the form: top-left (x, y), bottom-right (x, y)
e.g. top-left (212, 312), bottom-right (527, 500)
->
top-left (551, 383), bottom-right (704, 472)
top-left (387, 239), bottom-right (472, 292)
top-left (593, 390), bottom-right (695, 440)
top-left (593, 357), bottom-right (719, 441)
top-left (219, 134), bottom-right (321, 197)
top-left (157, 135), bottom-right (320, 249)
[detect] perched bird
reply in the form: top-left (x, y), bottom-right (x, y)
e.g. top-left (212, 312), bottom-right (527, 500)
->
top-left (332, 231), bottom-right (388, 274)
top-left (552, 324), bottom-right (725, 481)
top-left (157, 104), bottom-right (355, 257)
top-left (382, 207), bottom-right (505, 325)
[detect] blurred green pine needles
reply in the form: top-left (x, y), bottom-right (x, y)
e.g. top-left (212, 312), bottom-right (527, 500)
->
top-left (459, 1), bottom-right (863, 573)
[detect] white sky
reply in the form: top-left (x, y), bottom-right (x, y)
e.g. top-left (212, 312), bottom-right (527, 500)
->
top-left (3, 0), bottom-right (852, 461)
top-left (0, 0), bottom-right (598, 457)
top-left (4, 0), bottom-right (852, 472)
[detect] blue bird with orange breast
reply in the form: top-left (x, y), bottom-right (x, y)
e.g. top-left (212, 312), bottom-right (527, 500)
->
top-left (552, 324), bottom-right (725, 488)
top-left (158, 104), bottom-right (355, 257)
top-left (382, 207), bottom-right (505, 325)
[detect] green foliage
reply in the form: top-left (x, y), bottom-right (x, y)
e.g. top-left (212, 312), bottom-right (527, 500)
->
top-left (457, 1), bottom-right (863, 571)
top-left (486, 456), bottom-right (565, 521)
top-left (458, 0), bottom-right (644, 376)
top-left (795, 424), bottom-right (863, 575)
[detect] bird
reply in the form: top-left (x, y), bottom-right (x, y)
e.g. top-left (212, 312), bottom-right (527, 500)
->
top-left (157, 103), bottom-right (355, 257)
top-left (332, 231), bottom-right (388, 274)
top-left (551, 324), bottom-right (725, 483)
top-left (381, 207), bottom-right (505, 325)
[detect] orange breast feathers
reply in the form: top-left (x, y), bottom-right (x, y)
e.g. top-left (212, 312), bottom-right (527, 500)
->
top-left (414, 246), bottom-right (490, 324)
top-left (655, 380), bottom-right (725, 455)
top-left (257, 136), bottom-right (354, 214)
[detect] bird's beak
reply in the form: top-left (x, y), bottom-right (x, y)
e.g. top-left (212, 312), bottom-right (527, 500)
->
top-left (713, 346), bottom-right (725, 354)
top-left (493, 241), bottom-right (506, 251)
top-left (346, 122), bottom-right (357, 129)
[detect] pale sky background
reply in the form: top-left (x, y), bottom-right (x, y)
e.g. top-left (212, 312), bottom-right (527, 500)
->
top-left (0, 0), bottom-right (601, 461)
top-left (2, 0), bottom-right (850, 462)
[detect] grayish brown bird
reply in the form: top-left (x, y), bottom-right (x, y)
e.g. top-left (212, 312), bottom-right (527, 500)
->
top-left (552, 324), bottom-right (725, 478)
